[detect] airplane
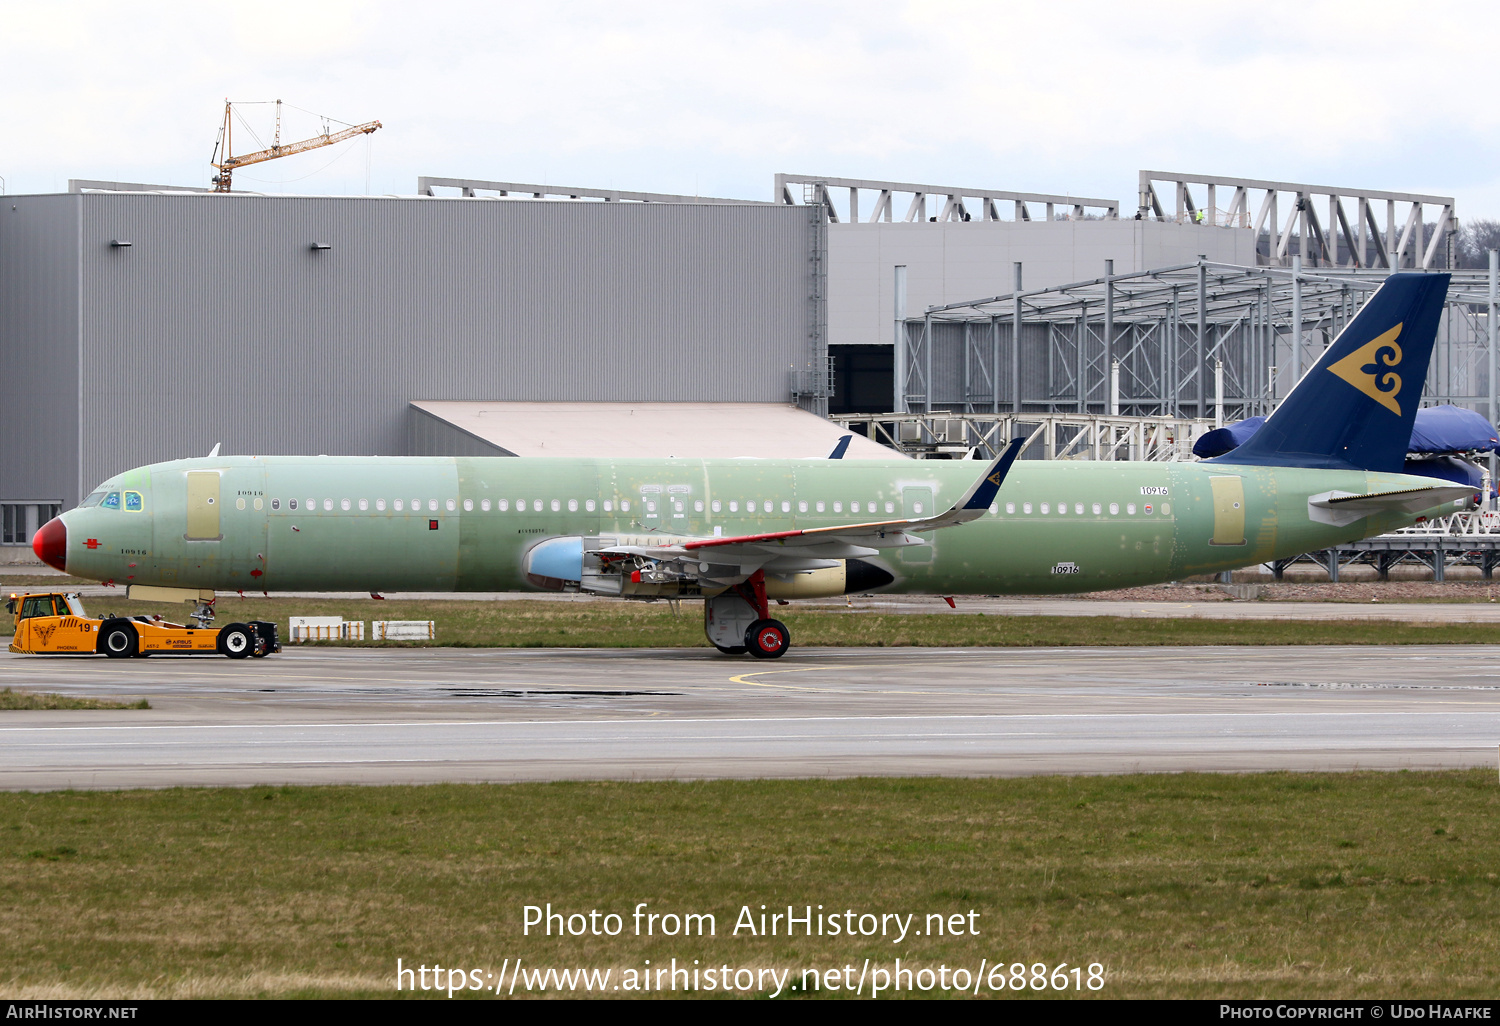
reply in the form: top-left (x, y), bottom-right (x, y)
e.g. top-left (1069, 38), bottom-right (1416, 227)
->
top-left (30, 273), bottom-right (1474, 659)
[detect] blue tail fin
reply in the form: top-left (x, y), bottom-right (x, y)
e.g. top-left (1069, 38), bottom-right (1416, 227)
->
top-left (1212, 272), bottom-right (1450, 472)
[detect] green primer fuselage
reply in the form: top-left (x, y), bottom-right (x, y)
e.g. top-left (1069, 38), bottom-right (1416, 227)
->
top-left (59, 455), bottom-right (1459, 595)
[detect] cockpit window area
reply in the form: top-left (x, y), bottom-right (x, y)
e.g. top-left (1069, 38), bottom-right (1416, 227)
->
top-left (101, 492), bottom-right (121, 510)
top-left (124, 491), bottom-right (143, 512)
top-left (20, 595), bottom-right (65, 619)
top-left (78, 490), bottom-right (106, 509)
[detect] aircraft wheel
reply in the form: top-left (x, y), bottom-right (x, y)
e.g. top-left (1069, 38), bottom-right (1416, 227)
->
top-left (714, 644), bottom-right (747, 656)
top-left (217, 623), bottom-right (254, 660)
top-left (745, 619), bottom-right (790, 660)
top-left (100, 622), bottom-right (138, 659)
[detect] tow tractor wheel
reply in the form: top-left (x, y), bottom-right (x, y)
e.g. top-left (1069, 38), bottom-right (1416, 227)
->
top-left (714, 644), bottom-right (748, 656)
top-left (744, 619), bottom-right (790, 660)
top-left (217, 623), bottom-right (253, 660)
top-left (100, 621), bottom-right (138, 659)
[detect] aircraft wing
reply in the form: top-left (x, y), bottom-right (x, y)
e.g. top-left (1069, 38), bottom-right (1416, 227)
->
top-left (597, 439), bottom-right (1024, 583)
top-left (1307, 484), bottom-right (1474, 527)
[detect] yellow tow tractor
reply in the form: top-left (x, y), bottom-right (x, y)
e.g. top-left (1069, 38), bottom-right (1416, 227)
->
top-left (6, 592), bottom-right (280, 659)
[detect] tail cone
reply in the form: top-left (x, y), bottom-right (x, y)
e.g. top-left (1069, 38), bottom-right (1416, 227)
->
top-left (32, 517), bottom-right (66, 572)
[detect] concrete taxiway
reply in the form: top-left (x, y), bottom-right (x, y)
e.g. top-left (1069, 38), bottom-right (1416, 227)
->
top-left (2, 645), bottom-right (1498, 789)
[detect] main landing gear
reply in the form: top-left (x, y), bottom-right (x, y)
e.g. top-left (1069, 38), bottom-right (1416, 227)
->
top-left (703, 569), bottom-right (790, 659)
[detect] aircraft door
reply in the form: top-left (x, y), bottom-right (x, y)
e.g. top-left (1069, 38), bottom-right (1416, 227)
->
top-left (900, 485), bottom-right (935, 565)
top-left (901, 485), bottom-right (934, 518)
top-left (1208, 476), bottom-right (1246, 546)
top-left (185, 472), bottom-right (222, 541)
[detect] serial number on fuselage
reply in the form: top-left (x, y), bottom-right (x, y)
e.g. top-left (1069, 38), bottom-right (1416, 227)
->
top-left (1139, 486), bottom-right (1169, 495)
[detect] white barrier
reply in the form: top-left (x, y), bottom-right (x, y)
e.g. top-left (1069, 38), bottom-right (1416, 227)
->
top-left (372, 620), bottom-right (436, 641)
top-left (290, 617), bottom-right (365, 642)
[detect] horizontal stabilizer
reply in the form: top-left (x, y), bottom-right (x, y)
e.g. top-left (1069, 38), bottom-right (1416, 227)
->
top-left (1307, 485), bottom-right (1473, 527)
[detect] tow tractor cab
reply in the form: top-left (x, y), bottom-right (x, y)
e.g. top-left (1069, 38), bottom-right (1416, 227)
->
top-left (6, 590), bottom-right (280, 660)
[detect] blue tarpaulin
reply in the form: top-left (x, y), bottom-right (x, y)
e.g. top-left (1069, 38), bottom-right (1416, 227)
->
top-left (1194, 405), bottom-right (1499, 459)
top-left (1406, 405), bottom-right (1500, 454)
top-left (1402, 455), bottom-right (1485, 491)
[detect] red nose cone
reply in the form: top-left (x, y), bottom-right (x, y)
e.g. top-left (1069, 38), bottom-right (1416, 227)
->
top-left (32, 517), bottom-right (66, 572)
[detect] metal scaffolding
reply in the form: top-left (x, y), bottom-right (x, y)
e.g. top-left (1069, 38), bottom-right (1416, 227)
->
top-left (1137, 171), bottom-right (1456, 269)
top-left (861, 260), bottom-right (1500, 460)
top-left (774, 173), bottom-right (1119, 223)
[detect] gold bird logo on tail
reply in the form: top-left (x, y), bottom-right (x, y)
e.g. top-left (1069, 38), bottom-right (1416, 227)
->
top-left (1327, 323), bottom-right (1404, 416)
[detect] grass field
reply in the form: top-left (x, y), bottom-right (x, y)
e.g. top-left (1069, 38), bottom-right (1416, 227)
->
top-left (12, 595), bottom-right (1494, 650)
top-left (0, 688), bottom-right (148, 710)
top-left (1, 771), bottom-right (1497, 999)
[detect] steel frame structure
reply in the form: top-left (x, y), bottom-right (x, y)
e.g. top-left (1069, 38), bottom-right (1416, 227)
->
top-left (774, 174), bottom-right (1119, 223)
top-left (417, 176), bottom-right (768, 205)
top-left (891, 262), bottom-right (1497, 453)
top-left (1137, 171), bottom-right (1456, 270)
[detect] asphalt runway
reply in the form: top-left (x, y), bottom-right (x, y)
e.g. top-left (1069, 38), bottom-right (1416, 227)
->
top-left (3, 644), bottom-right (1499, 790)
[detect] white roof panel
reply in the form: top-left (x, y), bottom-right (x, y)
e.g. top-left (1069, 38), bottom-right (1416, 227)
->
top-left (410, 401), bottom-right (903, 460)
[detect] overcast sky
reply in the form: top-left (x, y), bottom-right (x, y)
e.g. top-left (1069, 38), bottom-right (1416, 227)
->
top-left (5, 0), bottom-right (1497, 217)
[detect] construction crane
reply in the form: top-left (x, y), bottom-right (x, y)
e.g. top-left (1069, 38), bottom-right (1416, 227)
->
top-left (210, 99), bottom-right (381, 193)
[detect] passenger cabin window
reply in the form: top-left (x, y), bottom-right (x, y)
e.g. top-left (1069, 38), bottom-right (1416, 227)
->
top-left (833, 502), bottom-right (842, 513)
top-left (1092, 503), bottom-right (1101, 515)
top-left (1006, 502), bottom-right (1015, 514)
top-left (602, 500), bottom-right (612, 512)
top-left (585, 499), bottom-right (595, 512)
top-left (885, 502), bottom-right (894, 513)
top-left (621, 500), bottom-right (630, 512)
top-left (729, 501), bottom-right (739, 512)
top-left (1127, 503), bottom-right (1136, 514)
top-left (568, 499), bottom-right (578, 512)
top-left (376, 499), bottom-right (386, 511)
top-left (236, 498), bottom-right (246, 511)
top-left (781, 501), bottom-right (790, 513)
top-left (480, 499), bottom-right (490, 511)
top-left (711, 500), bottom-right (722, 513)
top-left (695, 500), bottom-right (704, 512)
top-left (1075, 503), bottom-right (1084, 515)
top-left (1109, 503), bottom-right (1119, 515)
top-left (448, 499), bottom-right (458, 512)
top-left (498, 499), bottom-right (509, 511)
top-left (1023, 502), bottom-right (1033, 514)
top-left (816, 501), bottom-right (824, 512)
top-left (341, 499), bottom-right (351, 511)
top-left (464, 499), bottom-right (473, 511)
top-left (1040, 503), bottom-right (1050, 514)
top-left (272, 499), bottom-right (281, 510)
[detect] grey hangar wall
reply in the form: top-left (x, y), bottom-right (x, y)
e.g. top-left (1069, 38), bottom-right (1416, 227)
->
top-left (0, 192), bottom-right (816, 513)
